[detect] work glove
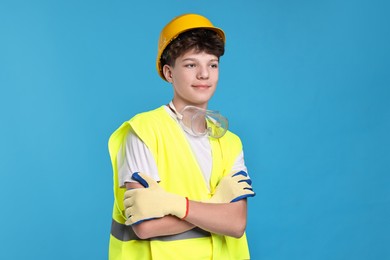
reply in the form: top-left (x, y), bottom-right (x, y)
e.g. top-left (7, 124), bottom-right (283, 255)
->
top-left (209, 171), bottom-right (255, 203)
top-left (124, 172), bottom-right (188, 225)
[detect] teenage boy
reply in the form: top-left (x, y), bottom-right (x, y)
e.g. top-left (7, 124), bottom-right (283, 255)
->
top-left (108, 13), bottom-right (255, 259)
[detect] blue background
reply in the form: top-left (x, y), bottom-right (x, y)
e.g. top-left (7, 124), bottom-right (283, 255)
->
top-left (1, 0), bottom-right (389, 259)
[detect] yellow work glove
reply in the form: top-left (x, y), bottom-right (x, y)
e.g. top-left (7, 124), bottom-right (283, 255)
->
top-left (209, 171), bottom-right (255, 203)
top-left (123, 172), bottom-right (188, 225)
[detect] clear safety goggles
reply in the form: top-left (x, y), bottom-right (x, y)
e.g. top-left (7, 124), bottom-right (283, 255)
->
top-left (168, 102), bottom-right (228, 139)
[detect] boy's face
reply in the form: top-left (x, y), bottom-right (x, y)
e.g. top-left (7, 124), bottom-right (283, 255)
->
top-left (164, 49), bottom-right (219, 111)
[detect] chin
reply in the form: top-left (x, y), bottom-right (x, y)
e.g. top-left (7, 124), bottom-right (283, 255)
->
top-left (191, 97), bottom-right (214, 106)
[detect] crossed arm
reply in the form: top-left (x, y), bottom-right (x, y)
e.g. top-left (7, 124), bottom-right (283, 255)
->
top-left (125, 172), bottom-right (252, 239)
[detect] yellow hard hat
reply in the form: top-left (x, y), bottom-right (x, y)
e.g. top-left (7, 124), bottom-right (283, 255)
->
top-left (156, 13), bottom-right (225, 81)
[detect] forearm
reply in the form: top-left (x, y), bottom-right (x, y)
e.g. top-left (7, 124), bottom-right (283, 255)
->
top-left (185, 199), bottom-right (247, 238)
top-left (132, 215), bottom-right (195, 239)
top-left (133, 200), bottom-right (247, 239)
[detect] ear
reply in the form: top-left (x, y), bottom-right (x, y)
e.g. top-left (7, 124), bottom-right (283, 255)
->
top-left (162, 64), bottom-right (173, 83)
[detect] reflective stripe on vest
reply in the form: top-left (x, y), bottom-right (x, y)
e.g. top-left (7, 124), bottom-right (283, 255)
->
top-left (111, 219), bottom-right (211, 242)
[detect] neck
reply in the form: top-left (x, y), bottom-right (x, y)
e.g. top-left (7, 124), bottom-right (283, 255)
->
top-left (171, 100), bottom-right (208, 113)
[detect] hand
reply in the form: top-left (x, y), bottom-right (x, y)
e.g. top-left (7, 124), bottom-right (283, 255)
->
top-left (209, 171), bottom-right (255, 203)
top-left (123, 172), bottom-right (187, 225)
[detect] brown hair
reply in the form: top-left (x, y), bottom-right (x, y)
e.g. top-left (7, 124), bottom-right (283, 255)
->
top-left (160, 29), bottom-right (225, 69)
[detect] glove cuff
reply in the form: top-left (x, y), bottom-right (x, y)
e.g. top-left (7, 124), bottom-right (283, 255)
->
top-left (181, 197), bottom-right (189, 219)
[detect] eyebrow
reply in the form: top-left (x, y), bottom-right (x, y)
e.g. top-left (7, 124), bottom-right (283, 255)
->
top-left (181, 57), bottom-right (219, 62)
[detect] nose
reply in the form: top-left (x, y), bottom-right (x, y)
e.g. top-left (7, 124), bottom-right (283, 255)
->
top-left (197, 65), bottom-right (209, 80)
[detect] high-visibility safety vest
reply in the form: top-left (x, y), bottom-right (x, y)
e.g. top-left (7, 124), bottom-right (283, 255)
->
top-left (108, 106), bottom-right (250, 260)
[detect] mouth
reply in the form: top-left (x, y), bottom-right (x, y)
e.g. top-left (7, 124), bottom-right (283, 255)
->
top-left (192, 84), bottom-right (210, 89)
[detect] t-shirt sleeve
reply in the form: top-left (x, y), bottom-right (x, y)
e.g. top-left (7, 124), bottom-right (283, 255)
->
top-left (230, 150), bottom-right (249, 176)
top-left (117, 129), bottom-right (160, 188)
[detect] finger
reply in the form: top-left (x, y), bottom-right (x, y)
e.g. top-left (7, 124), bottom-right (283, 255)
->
top-left (232, 171), bottom-right (248, 178)
top-left (238, 178), bottom-right (252, 185)
top-left (125, 215), bottom-right (138, 226)
top-left (125, 208), bottom-right (133, 219)
top-left (236, 182), bottom-right (253, 192)
top-left (244, 187), bottom-right (254, 192)
top-left (231, 172), bottom-right (250, 183)
top-left (231, 183), bottom-right (255, 201)
top-left (236, 182), bottom-right (254, 193)
top-left (233, 176), bottom-right (252, 188)
top-left (124, 189), bottom-right (136, 200)
top-left (131, 172), bottom-right (149, 188)
top-left (123, 197), bottom-right (134, 209)
top-left (230, 192), bottom-right (256, 202)
top-left (132, 172), bottom-right (158, 188)
top-left (230, 189), bottom-right (256, 202)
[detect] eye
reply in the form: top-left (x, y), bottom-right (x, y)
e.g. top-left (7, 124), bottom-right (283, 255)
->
top-left (210, 63), bottom-right (219, 68)
top-left (185, 63), bottom-right (196, 68)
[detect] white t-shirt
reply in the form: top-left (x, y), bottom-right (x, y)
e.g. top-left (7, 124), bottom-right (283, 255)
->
top-left (117, 106), bottom-right (248, 191)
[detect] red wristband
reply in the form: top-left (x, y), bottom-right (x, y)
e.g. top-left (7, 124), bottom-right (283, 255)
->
top-left (182, 197), bottom-right (189, 219)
